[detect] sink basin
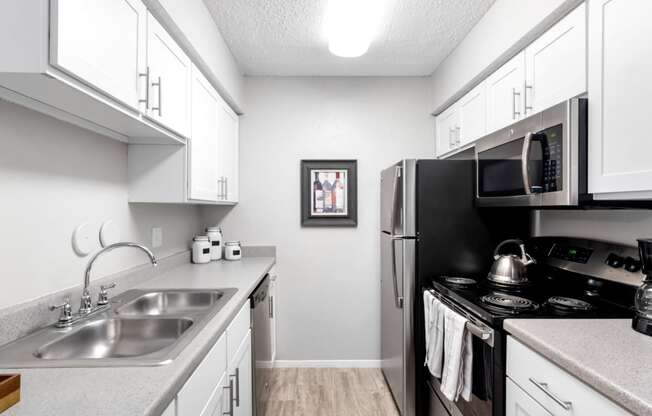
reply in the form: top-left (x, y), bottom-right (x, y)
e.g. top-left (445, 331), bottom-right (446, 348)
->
top-left (34, 318), bottom-right (193, 360)
top-left (0, 287), bottom-right (237, 367)
top-left (116, 290), bottom-right (225, 316)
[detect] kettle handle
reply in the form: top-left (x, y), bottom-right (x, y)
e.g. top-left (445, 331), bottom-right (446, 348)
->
top-left (494, 239), bottom-right (527, 261)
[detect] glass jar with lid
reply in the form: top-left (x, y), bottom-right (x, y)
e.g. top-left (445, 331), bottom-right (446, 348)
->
top-left (192, 236), bottom-right (211, 264)
top-left (224, 241), bottom-right (242, 261)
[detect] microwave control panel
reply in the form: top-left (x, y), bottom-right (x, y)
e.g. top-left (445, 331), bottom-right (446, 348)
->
top-left (540, 124), bottom-right (563, 193)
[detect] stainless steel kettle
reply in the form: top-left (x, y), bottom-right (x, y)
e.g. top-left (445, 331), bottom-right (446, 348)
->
top-left (487, 239), bottom-right (535, 286)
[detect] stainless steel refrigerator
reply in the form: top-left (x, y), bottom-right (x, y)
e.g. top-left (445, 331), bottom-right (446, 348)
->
top-left (380, 159), bottom-right (528, 416)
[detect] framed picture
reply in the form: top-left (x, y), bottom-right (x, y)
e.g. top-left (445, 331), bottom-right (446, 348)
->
top-left (301, 160), bottom-right (357, 227)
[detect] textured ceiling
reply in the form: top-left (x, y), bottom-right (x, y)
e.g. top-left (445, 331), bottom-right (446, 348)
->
top-left (203, 0), bottom-right (495, 76)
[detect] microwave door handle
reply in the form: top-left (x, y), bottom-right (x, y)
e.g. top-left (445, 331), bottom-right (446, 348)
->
top-left (521, 132), bottom-right (533, 195)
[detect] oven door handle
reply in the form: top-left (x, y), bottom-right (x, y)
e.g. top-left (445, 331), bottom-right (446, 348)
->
top-left (521, 131), bottom-right (533, 195)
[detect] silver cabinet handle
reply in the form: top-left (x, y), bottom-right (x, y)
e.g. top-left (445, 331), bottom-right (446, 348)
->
top-left (225, 177), bottom-right (229, 200)
top-left (529, 378), bottom-right (572, 410)
top-left (512, 88), bottom-right (521, 119)
top-left (524, 84), bottom-right (533, 114)
top-left (230, 368), bottom-right (240, 407)
top-left (223, 379), bottom-right (234, 415)
top-left (448, 127), bottom-right (455, 147)
top-left (455, 126), bottom-right (461, 145)
top-left (138, 66), bottom-right (150, 109)
top-left (151, 76), bottom-right (162, 116)
top-left (269, 295), bottom-right (274, 318)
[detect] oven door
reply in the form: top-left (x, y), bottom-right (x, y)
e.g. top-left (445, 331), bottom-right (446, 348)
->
top-left (427, 335), bottom-right (496, 416)
top-left (475, 99), bottom-right (582, 207)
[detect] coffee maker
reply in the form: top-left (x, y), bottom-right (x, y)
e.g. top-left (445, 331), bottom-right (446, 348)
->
top-left (633, 239), bottom-right (652, 336)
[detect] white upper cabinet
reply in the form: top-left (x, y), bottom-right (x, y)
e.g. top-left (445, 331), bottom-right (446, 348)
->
top-left (435, 103), bottom-right (460, 156)
top-left (50, 0), bottom-right (147, 111)
top-left (217, 99), bottom-right (240, 203)
top-left (486, 51), bottom-right (526, 133)
top-left (458, 80), bottom-right (487, 146)
top-left (588, 0), bottom-right (652, 199)
top-left (525, 3), bottom-right (586, 116)
top-left (146, 13), bottom-right (192, 138)
top-left (188, 65), bottom-right (219, 202)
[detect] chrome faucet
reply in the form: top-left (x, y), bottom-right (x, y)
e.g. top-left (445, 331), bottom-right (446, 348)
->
top-left (79, 242), bottom-right (158, 314)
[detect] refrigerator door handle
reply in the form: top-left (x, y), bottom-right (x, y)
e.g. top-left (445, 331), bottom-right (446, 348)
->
top-left (389, 165), bottom-right (401, 235)
top-left (391, 238), bottom-right (404, 309)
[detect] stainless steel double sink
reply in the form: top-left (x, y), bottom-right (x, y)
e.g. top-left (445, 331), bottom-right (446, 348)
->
top-left (0, 288), bottom-right (237, 368)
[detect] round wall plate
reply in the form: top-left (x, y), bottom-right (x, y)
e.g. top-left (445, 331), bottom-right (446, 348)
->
top-left (100, 220), bottom-right (120, 247)
top-left (72, 223), bottom-right (95, 256)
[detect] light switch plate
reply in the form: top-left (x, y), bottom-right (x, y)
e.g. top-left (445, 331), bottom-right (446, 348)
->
top-left (152, 227), bottom-right (163, 248)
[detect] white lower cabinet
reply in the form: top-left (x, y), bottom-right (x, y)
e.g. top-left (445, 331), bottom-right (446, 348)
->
top-left (507, 336), bottom-right (632, 416)
top-left (171, 301), bottom-right (252, 416)
top-left (230, 331), bottom-right (253, 416)
top-left (506, 378), bottom-right (551, 416)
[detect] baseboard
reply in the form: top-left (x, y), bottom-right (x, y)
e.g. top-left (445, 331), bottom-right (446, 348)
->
top-left (273, 360), bottom-right (382, 369)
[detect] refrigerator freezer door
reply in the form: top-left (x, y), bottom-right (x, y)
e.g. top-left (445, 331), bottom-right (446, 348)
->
top-left (381, 231), bottom-right (405, 413)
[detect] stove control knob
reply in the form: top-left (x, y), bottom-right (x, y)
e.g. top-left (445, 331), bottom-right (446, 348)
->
top-left (624, 256), bottom-right (642, 273)
top-left (605, 253), bottom-right (624, 268)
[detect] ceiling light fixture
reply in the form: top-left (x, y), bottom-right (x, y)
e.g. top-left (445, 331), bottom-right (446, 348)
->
top-left (325, 0), bottom-right (385, 58)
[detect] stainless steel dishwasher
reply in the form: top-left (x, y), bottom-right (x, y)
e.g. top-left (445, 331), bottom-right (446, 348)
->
top-left (251, 275), bottom-right (272, 416)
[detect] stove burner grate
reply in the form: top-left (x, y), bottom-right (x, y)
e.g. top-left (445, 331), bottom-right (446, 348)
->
top-left (481, 293), bottom-right (537, 312)
top-left (547, 296), bottom-right (594, 311)
top-left (442, 276), bottom-right (477, 287)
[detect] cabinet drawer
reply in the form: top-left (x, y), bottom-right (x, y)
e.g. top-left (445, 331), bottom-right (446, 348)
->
top-left (507, 336), bottom-right (632, 416)
top-left (177, 332), bottom-right (227, 416)
top-left (227, 301), bottom-right (251, 364)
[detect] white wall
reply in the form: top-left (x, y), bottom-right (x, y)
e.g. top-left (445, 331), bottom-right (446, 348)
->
top-left (0, 100), bottom-right (201, 310)
top-left (535, 210), bottom-right (652, 247)
top-left (202, 77), bottom-right (433, 362)
top-left (430, 0), bottom-right (581, 113)
top-left (144, 0), bottom-right (244, 112)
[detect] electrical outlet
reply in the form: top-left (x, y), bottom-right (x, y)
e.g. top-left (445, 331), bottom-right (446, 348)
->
top-left (151, 227), bottom-right (163, 248)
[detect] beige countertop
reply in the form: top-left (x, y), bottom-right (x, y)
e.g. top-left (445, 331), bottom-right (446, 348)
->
top-left (0, 256), bottom-right (275, 416)
top-left (504, 319), bottom-right (652, 416)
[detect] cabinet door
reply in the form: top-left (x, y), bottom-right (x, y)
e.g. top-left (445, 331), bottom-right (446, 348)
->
top-left (229, 331), bottom-right (253, 416)
top-left (435, 103), bottom-right (460, 157)
top-left (588, 0), bottom-right (652, 198)
top-left (146, 13), bottom-right (191, 137)
top-left (50, 0), bottom-right (146, 110)
top-left (525, 4), bottom-right (586, 116)
top-left (217, 99), bottom-right (240, 203)
top-left (486, 51), bottom-right (526, 133)
top-left (458, 81), bottom-right (487, 146)
top-left (506, 378), bottom-right (551, 416)
top-left (188, 65), bottom-right (219, 202)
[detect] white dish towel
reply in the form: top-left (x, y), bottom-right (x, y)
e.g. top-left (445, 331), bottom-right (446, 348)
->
top-left (423, 291), bottom-right (445, 377)
top-left (440, 306), bottom-right (473, 402)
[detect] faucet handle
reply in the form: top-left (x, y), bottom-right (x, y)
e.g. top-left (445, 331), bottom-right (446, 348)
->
top-left (97, 282), bottom-right (116, 306)
top-left (50, 297), bottom-right (73, 326)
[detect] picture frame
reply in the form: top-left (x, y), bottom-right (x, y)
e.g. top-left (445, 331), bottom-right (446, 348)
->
top-left (300, 160), bottom-right (357, 227)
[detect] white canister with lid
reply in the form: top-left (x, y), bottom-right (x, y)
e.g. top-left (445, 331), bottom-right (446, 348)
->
top-left (205, 226), bottom-right (223, 260)
top-left (224, 241), bottom-right (242, 261)
top-left (192, 236), bottom-right (211, 264)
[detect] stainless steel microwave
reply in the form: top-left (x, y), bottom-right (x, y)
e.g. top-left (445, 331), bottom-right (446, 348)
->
top-left (475, 98), bottom-right (587, 207)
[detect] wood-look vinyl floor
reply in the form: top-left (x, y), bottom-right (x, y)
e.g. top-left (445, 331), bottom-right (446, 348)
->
top-left (262, 368), bottom-right (400, 416)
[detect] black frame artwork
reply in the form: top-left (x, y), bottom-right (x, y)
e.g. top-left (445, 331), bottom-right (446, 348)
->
top-left (300, 159), bottom-right (358, 227)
